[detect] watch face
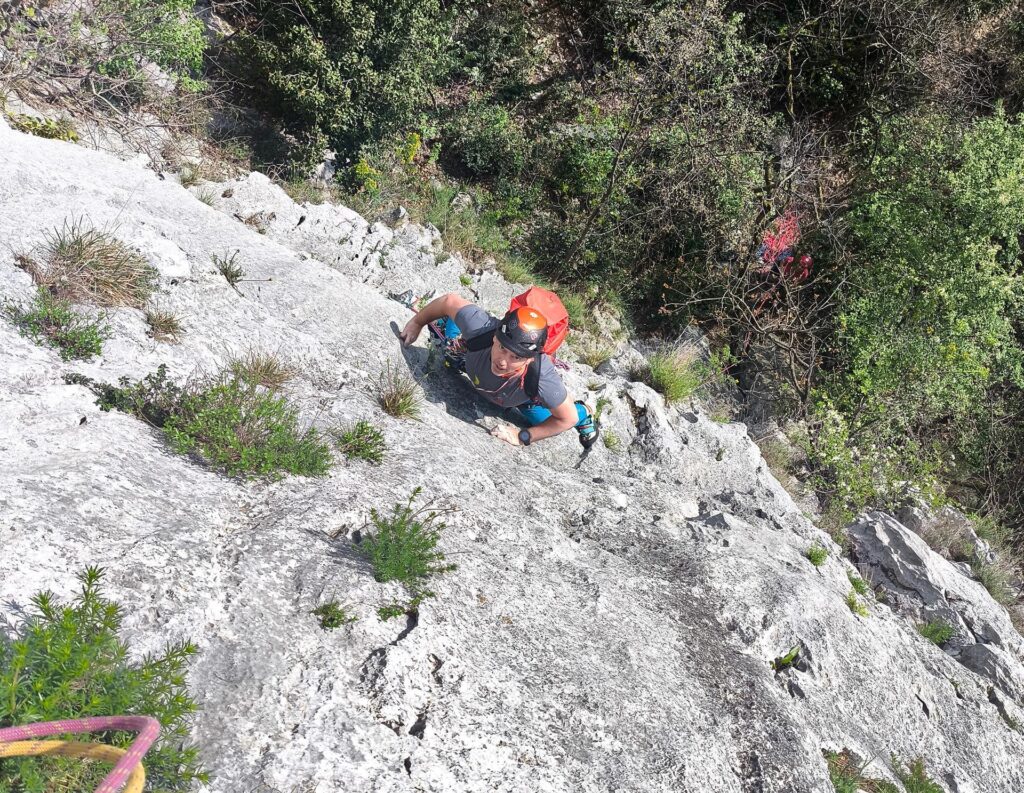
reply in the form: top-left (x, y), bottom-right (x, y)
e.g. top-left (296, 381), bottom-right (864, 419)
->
top-left (518, 429), bottom-right (531, 445)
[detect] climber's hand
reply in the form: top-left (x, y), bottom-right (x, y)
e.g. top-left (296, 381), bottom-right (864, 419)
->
top-left (490, 423), bottom-right (521, 446)
top-left (398, 319), bottom-right (422, 347)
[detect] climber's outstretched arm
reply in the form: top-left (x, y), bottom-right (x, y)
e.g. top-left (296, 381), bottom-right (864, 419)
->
top-left (399, 292), bottom-right (471, 346)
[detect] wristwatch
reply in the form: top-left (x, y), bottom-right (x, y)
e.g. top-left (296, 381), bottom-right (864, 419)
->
top-left (518, 429), bottom-right (532, 446)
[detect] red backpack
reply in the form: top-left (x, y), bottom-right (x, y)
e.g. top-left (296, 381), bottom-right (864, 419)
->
top-left (509, 286), bottom-right (569, 356)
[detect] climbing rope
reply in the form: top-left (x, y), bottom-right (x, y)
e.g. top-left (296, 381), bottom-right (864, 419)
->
top-left (0, 715), bottom-right (160, 793)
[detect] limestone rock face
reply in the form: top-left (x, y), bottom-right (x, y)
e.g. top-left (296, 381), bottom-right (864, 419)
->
top-left (848, 512), bottom-right (1024, 706)
top-left (2, 117), bottom-right (1023, 792)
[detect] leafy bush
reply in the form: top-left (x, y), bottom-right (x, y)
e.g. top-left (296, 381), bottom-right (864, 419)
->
top-left (70, 364), bottom-right (332, 478)
top-left (334, 420), bottom-right (386, 464)
top-left (8, 114), bottom-right (78, 141)
top-left (26, 220), bottom-right (157, 308)
top-left (7, 290), bottom-right (107, 360)
top-left (445, 101), bottom-right (528, 179)
top-left (312, 601), bottom-right (356, 629)
top-left (0, 568), bottom-right (206, 792)
top-left (917, 620), bottom-right (955, 646)
top-left (805, 543), bottom-right (828, 567)
top-left (373, 361), bottom-right (422, 420)
top-left (362, 487), bottom-right (456, 596)
top-left (227, 0), bottom-right (452, 168)
top-left (163, 375), bottom-right (331, 478)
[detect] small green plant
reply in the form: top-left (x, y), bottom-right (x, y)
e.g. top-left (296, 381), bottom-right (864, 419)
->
top-left (194, 188), bottom-right (216, 206)
top-left (0, 568), bottom-right (207, 792)
top-left (805, 542), bottom-right (829, 567)
top-left (32, 220), bottom-right (156, 308)
top-left (459, 273), bottom-right (473, 286)
top-left (373, 361), bottom-right (422, 419)
top-left (893, 757), bottom-right (944, 792)
top-left (847, 570), bottom-right (869, 596)
top-left (333, 419), bottom-right (386, 464)
top-left (377, 603), bottom-right (409, 621)
top-left (312, 601), bottom-right (356, 629)
top-left (214, 251), bottom-right (245, 287)
top-left (71, 364), bottom-right (332, 478)
top-left (362, 487), bottom-right (456, 599)
top-left (822, 749), bottom-right (899, 793)
top-left (846, 589), bottom-right (870, 617)
top-left (227, 349), bottom-right (296, 391)
top-left (917, 620), bottom-right (955, 646)
top-left (770, 645), bottom-right (801, 672)
top-left (8, 114), bottom-right (78, 141)
top-left (145, 309), bottom-right (184, 343)
top-left (7, 290), bottom-right (107, 360)
top-left (630, 351), bottom-right (700, 404)
top-left (603, 428), bottom-right (621, 452)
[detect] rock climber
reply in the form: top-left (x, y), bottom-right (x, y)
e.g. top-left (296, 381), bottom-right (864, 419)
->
top-left (398, 292), bottom-right (599, 448)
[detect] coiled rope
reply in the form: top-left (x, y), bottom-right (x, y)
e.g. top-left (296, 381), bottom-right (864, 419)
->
top-left (0, 716), bottom-right (160, 793)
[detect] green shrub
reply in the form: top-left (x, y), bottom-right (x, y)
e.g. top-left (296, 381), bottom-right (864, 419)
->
top-left (8, 114), bottom-right (78, 141)
top-left (602, 429), bottom-right (621, 452)
top-left (362, 487), bottom-right (456, 595)
top-left (374, 361), bottom-right (422, 420)
top-left (312, 601), bottom-right (356, 629)
top-left (32, 220), bottom-right (157, 308)
top-left (70, 364), bottom-right (332, 478)
top-left (163, 374), bottom-right (331, 478)
top-left (334, 420), bottom-right (386, 464)
top-left (228, 0), bottom-right (451, 167)
top-left (446, 102), bottom-right (528, 180)
top-left (917, 620), bottom-right (955, 646)
top-left (0, 568), bottom-right (207, 792)
top-left (634, 351), bottom-right (701, 403)
top-left (7, 290), bottom-right (107, 361)
top-left (459, 274), bottom-right (473, 286)
top-left (770, 645), bottom-right (801, 672)
top-left (805, 542), bottom-right (829, 567)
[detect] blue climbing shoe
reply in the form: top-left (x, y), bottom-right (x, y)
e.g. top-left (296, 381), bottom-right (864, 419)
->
top-left (575, 400), bottom-right (599, 449)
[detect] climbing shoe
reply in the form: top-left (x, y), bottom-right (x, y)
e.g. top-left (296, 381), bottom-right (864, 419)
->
top-left (575, 400), bottom-right (599, 449)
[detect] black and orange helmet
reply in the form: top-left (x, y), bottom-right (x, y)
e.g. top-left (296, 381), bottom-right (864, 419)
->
top-left (496, 306), bottom-right (548, 358)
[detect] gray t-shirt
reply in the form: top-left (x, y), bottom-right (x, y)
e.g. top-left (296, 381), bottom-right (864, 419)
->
top-left (453, 305), bottom-right (568, 410)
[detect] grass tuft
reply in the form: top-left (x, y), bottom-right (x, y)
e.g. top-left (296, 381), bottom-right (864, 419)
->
top-left (846, 589), bottom-right (870, 617)
top-left (7, 290), bottom-right (107, 360)
top-left (576, 337), bottom-right (615, 369)
top-left (145, 309), bottom-right (184, 343)
top-left (970, 553), bottom-right (1016, 607)
top-left (213, 251), bottom-right (245, 287)
top-left (847, 570), bottom-right (869, 596)
top-left (916, 619), bottom-right (955, 646)
top-left (33, 220), bottom-right (156, 308)
top-left (227, 349), bottom-right (297, 391)
top-left (603, 428), bottom-right (622, 452)
top-left (805, 542), bottom-right (828, 567)
top-left (312, 601), bottom-right (357, 629)
top-left (333, 419), bottom-right (386, 464)
top-left (373, 361), bottom-right (422, 419)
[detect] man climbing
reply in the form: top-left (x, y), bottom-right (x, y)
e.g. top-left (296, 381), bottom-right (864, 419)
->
top-left (398, 292), bottom-right (599, 448)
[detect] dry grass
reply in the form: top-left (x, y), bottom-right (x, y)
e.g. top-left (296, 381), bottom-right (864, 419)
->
top-left (575, 336), bottom-right (616, 369)
top-left (145, 309), bottom-right (184, 343)
top-left (227, 349), bottom-right (297, 391)
top-left (30, 220), bottom-right (157, 308)
top-left (373, 361), bottom-right (422, 419)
